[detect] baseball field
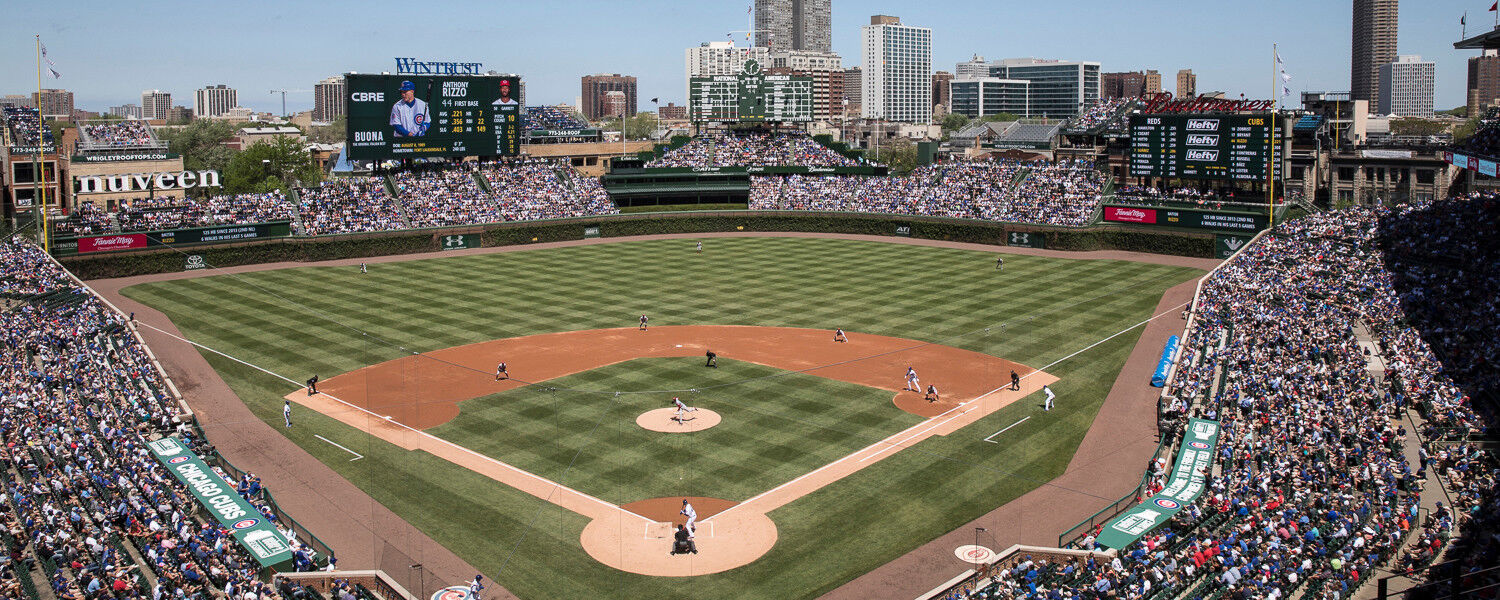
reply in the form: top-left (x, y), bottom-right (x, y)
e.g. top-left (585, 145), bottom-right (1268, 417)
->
top-left (116, 236), bottom-right (1203, 599)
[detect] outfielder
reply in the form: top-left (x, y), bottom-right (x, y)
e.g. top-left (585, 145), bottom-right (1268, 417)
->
top-left (680, 499), bottom-right (698, 536)
top-left (996, 256), bottom-right (1004, 270)
top-left (904, 367), bottom-right (920, 392)
top-left (1043, 385), bottom-right (1056, 411)
top-left (389, 80), bottom-right (430, 138)
top-left (696, 241), bottom-right (703, 253)
top-left (360, 262), bottom-right (367, 274)
top-left (671, 396), bottom-right (698, 424)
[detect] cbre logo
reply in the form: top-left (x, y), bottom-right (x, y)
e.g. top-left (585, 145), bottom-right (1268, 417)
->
top-left (1186, 134), bottom-right (1219, 146)
top-left (1185, 119), bottom-right (1219, 131)
top-left (1185, 149), bottom-right (1219, 162)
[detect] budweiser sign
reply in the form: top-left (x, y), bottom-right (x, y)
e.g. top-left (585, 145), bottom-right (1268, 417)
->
top-left (78, 234), bottom-right (147, 253)
top-left (1140, 92), bottom-right (1274, 114)
top-left (1105, 207), bottom-right (1158, 224)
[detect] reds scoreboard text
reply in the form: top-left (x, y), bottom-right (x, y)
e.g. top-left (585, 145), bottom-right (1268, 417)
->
top-left (345, 74), bottom-right (520, 160)
top-left (1128, 114), bottom-right (1282, 181)
top-left (690, 60), bottom-right (813, 123)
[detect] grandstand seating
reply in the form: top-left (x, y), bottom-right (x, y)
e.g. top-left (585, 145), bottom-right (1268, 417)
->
top-left (1063, 99), bottom-right (1137, 134)
top-left (647, 132), bottom-right (862, 168)
top-left (1459, 107), bottom-right (1500, 159)
top-left (2, 106), bottom-right (53, 148)
top-left (523, 106), bottom-right (589, 131)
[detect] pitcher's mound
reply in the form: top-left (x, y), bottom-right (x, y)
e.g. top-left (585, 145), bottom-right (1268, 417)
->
top-left (637, 407), bottom-right (721, 432)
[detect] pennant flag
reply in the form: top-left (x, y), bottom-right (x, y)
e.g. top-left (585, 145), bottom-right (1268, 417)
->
top-left (1491, 2), bottom-right (1496, 11)
top-left (1276, 49), bottom-right (1292, 97)
top-left (1462, 13), bottom-right (1467, 25)
top-left (41, 41), bottom-right (60, 78)
top-left (48, 68), bottom-right (61, 79)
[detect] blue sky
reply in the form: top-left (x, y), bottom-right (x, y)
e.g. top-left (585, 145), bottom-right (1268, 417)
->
top-left (0, 0), bottom-right (1488, 115)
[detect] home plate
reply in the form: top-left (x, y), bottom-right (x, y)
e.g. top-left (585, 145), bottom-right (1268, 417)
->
top-left (955, 545), bottom-right (996, 563)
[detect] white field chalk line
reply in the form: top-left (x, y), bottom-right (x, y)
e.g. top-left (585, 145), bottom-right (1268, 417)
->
top-left (314, 434), bottom-right (366, 461)
top-left (983, 416), bottom-right (1031, 443)
top-left (134, 322), bottom-right (653, 525)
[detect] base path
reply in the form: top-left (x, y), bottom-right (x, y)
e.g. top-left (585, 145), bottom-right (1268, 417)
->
top-left (282, 325), bottom-right (1055, 576)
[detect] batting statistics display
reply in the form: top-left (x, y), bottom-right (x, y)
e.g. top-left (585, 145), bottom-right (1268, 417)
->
top-left (690, 60), bottom-right (813, 123)
top-left (345, 74), bottom-right (521, 160)
top-left (1128, 114), bottom-right (1281, 181)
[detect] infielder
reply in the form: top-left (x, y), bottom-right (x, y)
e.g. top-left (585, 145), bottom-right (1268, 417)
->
top-left (1043, 385), bottom-right (1056, 411)
top-left (389, 80), bottom-right (430, 138)
top-left (495, 362), bottom-right (508, 381)
top-left (834, 328), bottom-right (848, 343)
top-left (671, 396), bottom-right (698, 424)
top-left (283, 401), bottom-right (292, 428)
top-left (680, 499), bottom-right (698, 536)
top-left (924, 384), bottom-right (940, 403)
top-left (904, 367), bottom-right (920, 392)
top-left (639, 314), bottom-right (649, 331)
top-left (705, 350), bottom-right (717, 368)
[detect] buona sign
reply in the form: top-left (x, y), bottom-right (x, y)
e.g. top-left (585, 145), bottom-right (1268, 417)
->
top-left (1139, 92), bottom-right (1275, 114)
top-left (75, 170), bottom-right (222, 194)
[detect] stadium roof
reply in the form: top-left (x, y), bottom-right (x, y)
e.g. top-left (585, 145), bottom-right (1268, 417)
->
top-left (1455, 27), bottom-right (1500, 50)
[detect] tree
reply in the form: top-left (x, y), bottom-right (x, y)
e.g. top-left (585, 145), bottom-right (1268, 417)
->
top-left (867, 136), bottom-right (918, 174)
top-left (1389, 118), bottom-right (1446, 137)
top-left (306, 115), bottom-right (347, 144)
top-left (979, 112), bottom-right (1020, 123)
top-left (1453, 115), bottom-right (1481, 145)
top-left (601, 112), bottom-right (655, 140)
top-left (158, 119), bottom-right (237, 174)
top-left (941, 113), bottom-right (971, 133)
top-left (223, 135), bottom-right (320, 194)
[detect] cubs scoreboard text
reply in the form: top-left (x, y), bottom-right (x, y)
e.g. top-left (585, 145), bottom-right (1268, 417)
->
top-left (345, 74), bottom-right (521, 160)
top-left (690, 62), bottom-right (813, 123)
top-left (1128, 114), bottom-right (1282, 181)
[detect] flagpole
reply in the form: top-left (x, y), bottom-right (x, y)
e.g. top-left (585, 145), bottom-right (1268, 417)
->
top-left (1268, 43), bottom-right (1276, 227)
top-left (34, 35), bottom-right (49, 254)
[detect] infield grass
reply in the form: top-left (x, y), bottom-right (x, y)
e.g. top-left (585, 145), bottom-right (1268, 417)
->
top-left (121, 236), bottom-right (1203, 600)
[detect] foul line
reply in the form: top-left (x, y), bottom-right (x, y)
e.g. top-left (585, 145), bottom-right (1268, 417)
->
top-left (314, 434), bottom-right (365, 461)
top-left (982, 416), bottom-right (1031, 443)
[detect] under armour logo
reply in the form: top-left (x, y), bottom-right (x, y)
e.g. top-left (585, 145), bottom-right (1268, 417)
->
top-left (1010, 233), bottom-right (1030, 244)
top-left (443, 236), bottom-right (465, 248)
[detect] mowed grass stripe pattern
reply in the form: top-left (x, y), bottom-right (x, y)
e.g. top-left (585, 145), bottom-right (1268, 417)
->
top-left (122, 237), bottom-right (1204, 600)
top-left (428, 357), bottom-right (919, 503)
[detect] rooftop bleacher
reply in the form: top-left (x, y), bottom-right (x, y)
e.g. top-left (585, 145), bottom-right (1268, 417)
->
top-left (77, 119), bottom-right (167, 151)
top-left (523, 106), bottom-right (589, 131)
top-left (2, 106), bottom-right (54, 149)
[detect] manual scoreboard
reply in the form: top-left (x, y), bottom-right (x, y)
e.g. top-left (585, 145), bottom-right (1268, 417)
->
top-left (345, 74), bottom-right (521, 160)
top-left (690, 60), bottom-right (814, 123)
top-left (1128, 114), bottom-right (1282, 181)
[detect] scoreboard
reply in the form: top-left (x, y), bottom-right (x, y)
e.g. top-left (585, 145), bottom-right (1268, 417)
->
top-left (345, 74), bottom-right (521, 160)
top-left (1128, 114), bottom-right (1282, 181)
top-left (690, 60), bottom-right (814, 123)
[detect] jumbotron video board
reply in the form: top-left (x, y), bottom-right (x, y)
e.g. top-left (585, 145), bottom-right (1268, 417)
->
top-left (345, 74), bottom-right (521, 160)
top-left (1128, 114), bottom-right (1282, 181)
top-left (690, 59), bottom-right (814, 123)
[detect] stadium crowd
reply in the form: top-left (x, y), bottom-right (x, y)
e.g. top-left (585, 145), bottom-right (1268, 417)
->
top-left (391, 165), bottom-right (498, 228)
top-left (2, 106), bottom-right (54, 148)
top-left (649, 131), bottom-right (861, 168)
top-left (0, 239), bottom-right (333, 600)
top-left (50, 193), bottom-right (295, 235)
top-left (750, 159), bottom-right (1103, 226)
top-left (295, 177), bottom-right (407, 235)
top-left (478, 160), bottom-right (616, 222)
top-left (80, 120), bottom-right (157, 148)
top-left (948, 196), bottom-right (1499, 600)
top-left (1066, 98), bottom-right (1134, 132)
top-left (523, 106), bottom-right (589, 131)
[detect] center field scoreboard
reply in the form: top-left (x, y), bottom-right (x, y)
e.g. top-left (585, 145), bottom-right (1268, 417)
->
top-left (1128, 114), bottom-right (1283, 181)
top-left (345, 74), bottom-right (521, 160)
top-left (690, 60), bottom-right (814, 123)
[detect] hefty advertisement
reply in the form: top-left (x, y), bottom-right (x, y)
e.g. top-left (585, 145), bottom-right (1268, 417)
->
top-left (77, 234), bottom-right (147, 253)
top-left (1104, 207), bottom-right (1158, 225)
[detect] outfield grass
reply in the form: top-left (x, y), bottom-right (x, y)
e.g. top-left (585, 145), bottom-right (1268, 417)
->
top-left (121, 237), bottom-right (1202, 599)
top-left (429, 357), bottom-right (918, 503)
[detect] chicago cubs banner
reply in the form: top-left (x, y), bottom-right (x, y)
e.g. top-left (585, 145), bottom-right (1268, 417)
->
top-left (1096, 418), bottom-right (1220, 550)
top-left (146, 437), bottom-right (295, 569)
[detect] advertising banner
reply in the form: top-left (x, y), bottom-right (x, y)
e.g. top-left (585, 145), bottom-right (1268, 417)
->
top-left (1096, 419), bottom-right (1220, 550)
top-left (78, 234), bottom-right (147, 253)
top-left (1007, 231), bottom-right (1045, 249)
top-left (146, 437), bottom-right (294, 569)
top-left (438, 233), bottom-right (481, 250)
top-left (1481, 160), bottom-right (1498, 177)
top-left (1215, 234), bottom-right (1253, 259)
top-left (1104, 206), bottom-right (1157, 224)
top-left (66, 222), bottom-right (292, 254)
top-left (1104, 205), bottom-right (1267, 232)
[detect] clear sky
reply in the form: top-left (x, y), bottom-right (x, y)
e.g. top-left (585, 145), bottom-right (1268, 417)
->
top-left (0, 0), bottom-right (1488, 115)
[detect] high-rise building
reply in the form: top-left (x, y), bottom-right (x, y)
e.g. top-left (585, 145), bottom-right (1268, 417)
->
top-left (1102, 72), bottom-right (1147, 99)
top-left (601, 91), bottom-right (629, 119)
top-left (861, 15), bottom-right (932, 123)
top-left (313, 76), bottom-right (346, 122)
top-left (754, 0), bottom-right (831, 53)
top-left (194, 85), bottom-right (238, 117)
top-left (0, 95), bottom-right (34, 109)
top-left (987, 58), bottom-right (1101, 118)
top-left (950, 78), bottom-right (1031, 118)
top-left (1176, 69), bottom-right (1197, 99)
top-left (685, 41), bottom-right (771, 98)
top-left (842, 67), bottom-right (862, 116)
top-left (1467, 52), bottom-right (1500, 115)
top-left (1351, 0), bottom-right (1398, 104)
top-left (141, 90), bottom-right (172, 120)
top-left (1145, 70), bottom-right (1163, 95)
top-left (955, 55), bottom-right (989, 79)
top-left (109, 104), bottom-right (142, 119)
top-left (1378, 55), bottom-right (1434, 117)
top-left (581, 74), bottom-right (637, 120)
top-left (167, 106), bottom-right (194, 123)
top-left (31, 89), bottom-right (73, 119)
top-left (932, 71), bottom-right (954, 113)
top-left (659, 103), bottom-right (688, 120)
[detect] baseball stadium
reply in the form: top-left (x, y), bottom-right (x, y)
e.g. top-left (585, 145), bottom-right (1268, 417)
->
top-left (1, 34), bottom-right (1498, 600)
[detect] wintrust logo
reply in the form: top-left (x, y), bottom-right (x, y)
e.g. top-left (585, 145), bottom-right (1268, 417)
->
top-left (1185, 119), bottom-right (1219, 131)
top-left (1185, 149), bottom-right (1220, 162)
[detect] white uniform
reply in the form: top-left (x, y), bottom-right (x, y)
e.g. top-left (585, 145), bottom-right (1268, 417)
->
top-left (1044, 386), bottom-right (1056, 411)
top-left (389, 97), bottom-right (431, 137)
top-left (905, 368), bottom-right (920, 391)
top-left (680, 502), bottom-right (698, 535)
top-left (673, 397), bottom-right (698, 422)
top-left (696, 241), bottom-right (703, 253)
top-left (283, 402), bottom-right (292, 428)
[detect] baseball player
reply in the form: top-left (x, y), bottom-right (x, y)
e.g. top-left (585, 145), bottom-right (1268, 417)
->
top-left (1043, 385), bottom-right (1056, 411)
top-left (834, 328), bottom-right (848, 343)
top-left (495, 362), bottom-right (508, 381)
top-left (924, 384), bottom-right (940, 403)
top-left (671, 396), bottom-right (698, 424)
top-left (639, 314), bottom-right (649, 331)
top-left (705, 349), bottom-right (717, 368)
top-left (1010, 370), bottom-right (1021, 391)
top-left (306, 375), bottom-right (318, 396)
top-left (904, 367), bottom-right (920, 392)
top-left (996, 256), bottom-right (1004, 270)
top-left (389, 80), bottom-right (430, 138)
top-left (283, 401), bottom-right (292, 428)
top-left (359, 262), bottom-right (367, 274)
top-left (469, 575), bottom-right (483, 600)
top-left (696, 241), bottom-right (703, 253)
top-left (680, 499), bottom-right (698, 536)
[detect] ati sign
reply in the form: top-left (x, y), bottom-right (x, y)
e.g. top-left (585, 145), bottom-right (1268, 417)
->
top-left (583, 226), bottom-right (601, 238)
top-left (1007, 231), bottom-right (1045, 249)
top-left (1216, 234), bottom-right (1252, 259)
top-left (894, 225), bottom-right (912, 237)
top-left (75, 170), bottom-right (222, 194)
top-left (439, 233), bottom-right (480, 251)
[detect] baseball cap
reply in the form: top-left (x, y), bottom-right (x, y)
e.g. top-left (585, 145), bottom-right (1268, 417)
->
top-left (399, 81), bottom-right (415, 91)
top-left (499, 80), bottom-right (511, 88)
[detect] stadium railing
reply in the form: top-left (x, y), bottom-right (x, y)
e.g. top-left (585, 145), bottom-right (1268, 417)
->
top-left (205, 445), bottom-right (336, 567)
top-left (276, 570), bottom-right (418, 600)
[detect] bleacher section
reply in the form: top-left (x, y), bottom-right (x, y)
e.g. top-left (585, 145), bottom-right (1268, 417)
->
top-left (992, 122), bottom-right (1061, 148)
top-left (523, 106), bottom-right (589, 131)
top-left (77, 119), bottom-right (167, 151)
top-left (1062, 98), bottom-right (1137, 134)
top-left (647, 132), bottom-right (863, 168)
top-left (1, 106), bottom-right (54, 149)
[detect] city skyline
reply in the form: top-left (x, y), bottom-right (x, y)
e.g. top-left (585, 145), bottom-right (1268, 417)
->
top-left (0, 0), bottom-right (1484, 117)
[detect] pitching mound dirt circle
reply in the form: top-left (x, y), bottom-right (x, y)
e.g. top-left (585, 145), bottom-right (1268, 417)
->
top-left (636, 407), bottom-right (722, 432)
top-left (581, 497), bottom-right (777, 577)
